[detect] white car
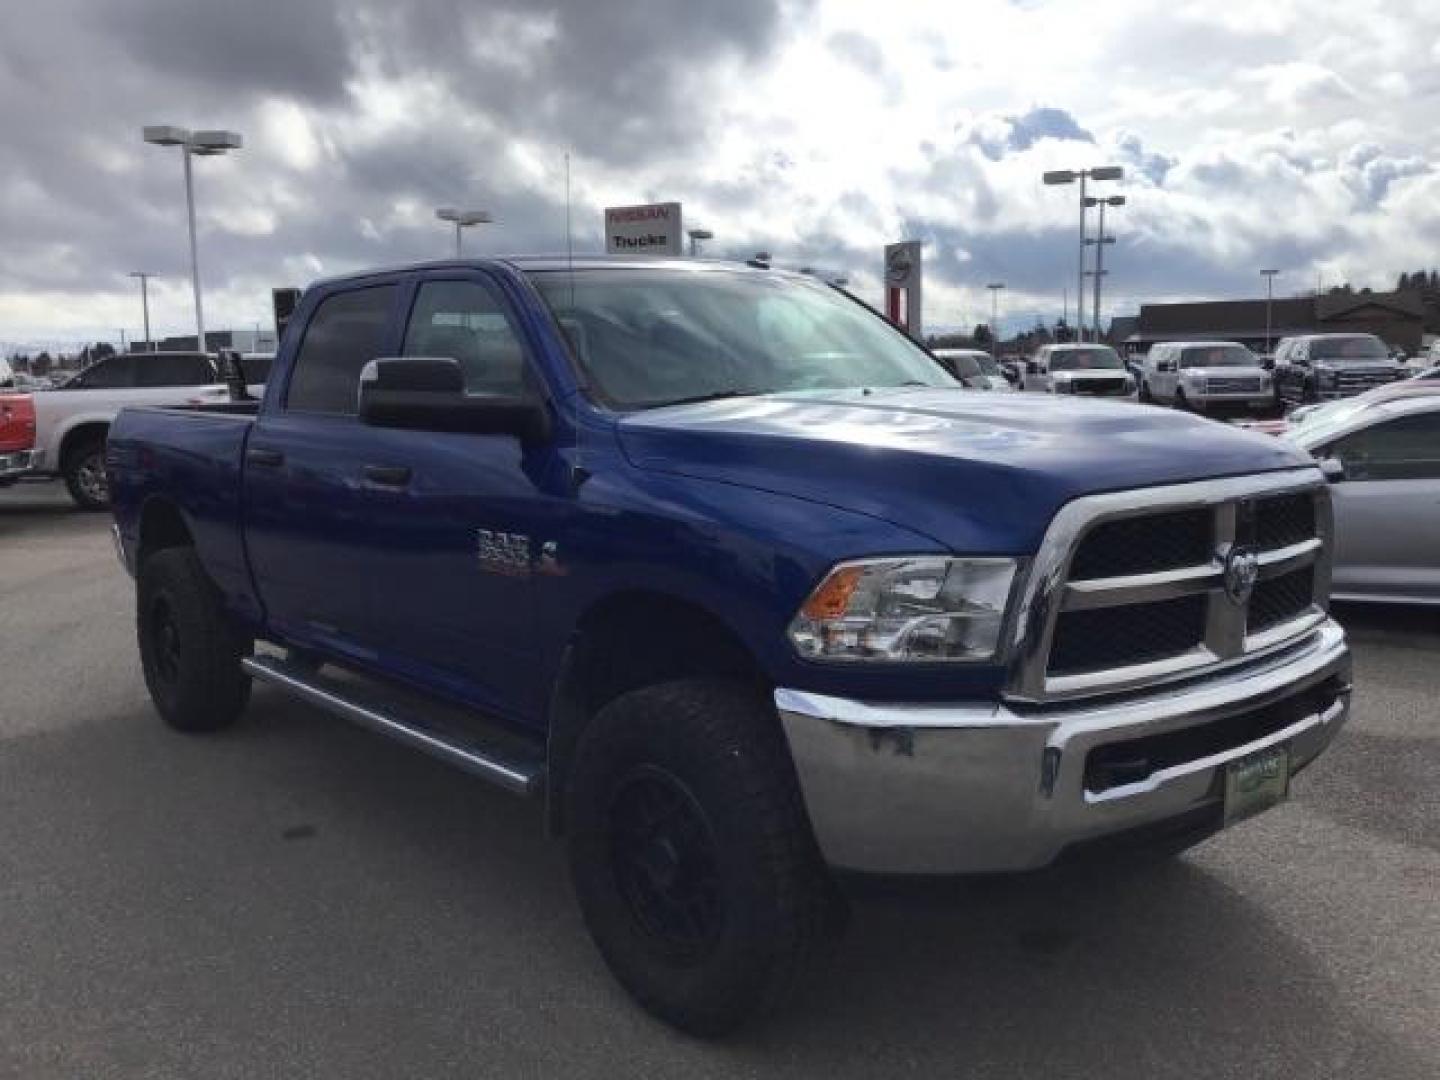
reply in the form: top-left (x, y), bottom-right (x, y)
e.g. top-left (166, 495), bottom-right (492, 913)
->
top-left (1022, 343), bottom-right (1137, 400)
top-left (1141, 341), bottom-right (1273, 412)
top-left (932, 349), bottom-right (1014, 390)
top-left (28, 351), bottom-right (266, 509)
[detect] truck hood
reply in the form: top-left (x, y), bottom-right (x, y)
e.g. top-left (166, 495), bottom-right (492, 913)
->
top-left (617, 387), bottom-right (1315, 554)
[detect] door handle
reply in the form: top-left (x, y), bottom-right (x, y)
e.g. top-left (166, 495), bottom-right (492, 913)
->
top-left (246, 447), bottom-right (285, 467)
top-left (363, 464), bottom-right (412, 486)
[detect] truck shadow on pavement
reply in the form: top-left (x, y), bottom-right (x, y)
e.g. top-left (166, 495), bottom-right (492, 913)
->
top-left (5, 684), bottom-right (1428, 1078)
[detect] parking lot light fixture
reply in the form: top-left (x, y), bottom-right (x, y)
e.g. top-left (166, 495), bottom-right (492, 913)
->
top-left (436, 208), bottom-right (493, 257)
top-left (143, 125), bottom-right (243, 351)
top-left (1261, 269), bottom-right (1280, 356)
top-left (1085, 196), bottom-right (1125, 337)
top-left (1043, 165), bottom-right (1124, 341)
top-left (128, 272), bottom-right (156, 351)
top-left (986, 283), bottom-right (1006, 356)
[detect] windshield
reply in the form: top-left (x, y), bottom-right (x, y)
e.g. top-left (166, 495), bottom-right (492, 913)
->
top-left (1310, 335), bottom-right (1389, 362)
top-left (1049, 347), bottom-right (1123, 371)
top-left (1180, 345), bottom-right (1257, 369)
top-left (529, 268), bottom-right (956, 408)
top-left (937, 352), bottom-right (983, 378)
top-left (1282, 398), bottom-right (1373, 445)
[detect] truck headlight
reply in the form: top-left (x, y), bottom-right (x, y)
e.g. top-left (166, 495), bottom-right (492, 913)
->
top-left (788, 557), bottom-right (1017, 662)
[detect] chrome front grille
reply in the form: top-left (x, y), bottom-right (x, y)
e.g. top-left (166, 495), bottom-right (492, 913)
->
top-left (1007, 471), bottom-right (1332, 702)
top-left (1334, 368), bottom-right (1398, 394)
top-left (1205, 375), bottom-right (1264, 394)
top-left (1073, 377), bottom-right (1130, 396)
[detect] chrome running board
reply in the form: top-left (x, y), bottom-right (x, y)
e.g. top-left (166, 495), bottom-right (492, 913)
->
top-left (242, 654), bottom-right (544, 796)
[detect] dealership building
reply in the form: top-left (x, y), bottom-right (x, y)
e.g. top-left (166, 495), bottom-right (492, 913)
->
top-left (1118, 290), bottom-right (1426, 355)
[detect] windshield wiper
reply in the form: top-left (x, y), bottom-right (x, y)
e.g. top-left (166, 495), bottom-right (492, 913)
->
top-left (642, 388), bottom-right (766, 409)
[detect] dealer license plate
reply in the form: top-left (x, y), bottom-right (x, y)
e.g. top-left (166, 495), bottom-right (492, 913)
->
top-left (1224, 744), bottom-right (1290, 826)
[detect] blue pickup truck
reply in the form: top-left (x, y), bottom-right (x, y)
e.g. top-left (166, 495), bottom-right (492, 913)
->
top-left (108, 256), bottom-right (1352, 1035)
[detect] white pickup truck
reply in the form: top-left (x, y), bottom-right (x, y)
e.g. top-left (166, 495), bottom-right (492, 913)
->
top-left (28, 351), bottom-right (269, 509)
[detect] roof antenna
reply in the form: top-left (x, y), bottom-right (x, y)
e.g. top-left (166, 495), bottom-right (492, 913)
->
top-left (565, 152), bottom-right (589, 492)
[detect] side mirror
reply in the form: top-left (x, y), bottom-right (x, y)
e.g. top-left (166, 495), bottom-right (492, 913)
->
top-left (358, 357), bottom-right (550, 443)
top-left (1025, 361), bottom-right (1039, 375)
top-left (1318, 456), bottom-right (1345, 484)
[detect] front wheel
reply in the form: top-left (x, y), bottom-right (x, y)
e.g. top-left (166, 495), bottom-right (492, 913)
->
top-left (62, 435), bottom-right (110, 510)
top-left (566, 679), bottom-right (835, 1037)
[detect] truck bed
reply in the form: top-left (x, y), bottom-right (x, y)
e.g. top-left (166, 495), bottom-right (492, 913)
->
top-left (108, 404), bottom-right (263, 627)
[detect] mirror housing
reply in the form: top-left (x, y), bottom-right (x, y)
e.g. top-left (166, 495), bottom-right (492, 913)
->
top-left (1025, 360), bottom-right (1040, 375)
top-left (1317, 456), bottom-right (1345, 484)
top-left (358, 357), bottom-right (550, 443)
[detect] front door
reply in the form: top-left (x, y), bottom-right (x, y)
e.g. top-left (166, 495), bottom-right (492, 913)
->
top-left (356, 273), bottom-right (567, 725)
top-left (1327, 410), bottom-right (1440, 602)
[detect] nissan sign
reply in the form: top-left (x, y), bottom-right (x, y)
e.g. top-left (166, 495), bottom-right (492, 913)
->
top-left (605, 202), bottom-right (683, 256)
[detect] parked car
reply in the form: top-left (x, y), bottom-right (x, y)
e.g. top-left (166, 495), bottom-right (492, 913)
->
top-left (1282, 394), bottom-right (1440, 604)
top-left (26, 351), bottom-right (264, 510)
top-left (0, 391), bottom-right (37, 485)
top-left (1271, 333), bottom-right (1403, 409)
top-left (109, 256), bottom-right (1349, 1036)
top-left (1022, 343), bottom-right (1137, 400)
top-left (932, 349), bottom-right (1013, 390)
top-left (1140, 341), bottom-right (1274, 413)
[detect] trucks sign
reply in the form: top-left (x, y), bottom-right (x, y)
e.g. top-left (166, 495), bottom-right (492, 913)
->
top-left (605, 202), bottom-right (683, 256)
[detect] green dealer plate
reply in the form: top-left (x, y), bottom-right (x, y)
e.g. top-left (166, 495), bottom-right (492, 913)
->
top-left (1224, 744), bottom-right (1291, 826)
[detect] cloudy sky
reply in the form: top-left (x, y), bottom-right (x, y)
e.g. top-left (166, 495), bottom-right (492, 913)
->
top-left (3, 0), bottom-right (1439, 347)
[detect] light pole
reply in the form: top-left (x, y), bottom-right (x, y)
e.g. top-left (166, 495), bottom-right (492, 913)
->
top-left (1261, 269), bottom-right (1280, 356)
top-left (986, 282), bottom-right (1006, 356)
top-left (143, 127), bottom-right (242, 352)
top-left (128, 271), bottom-right (156, 350)
top-left (436, 208), bottom-right (492, 257)
top-left (1085, 195), bottom-right (1125, 339)
top-left (1043, 165), bottom-right (1123, 342)
top-left (687, 228), bottom-right (714, 257)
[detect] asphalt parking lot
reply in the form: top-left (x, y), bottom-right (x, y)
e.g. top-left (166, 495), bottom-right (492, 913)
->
top-left (2, 480), bottom-right (1437, 1079)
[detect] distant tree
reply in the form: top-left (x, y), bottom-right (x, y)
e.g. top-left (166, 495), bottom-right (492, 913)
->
top-left (1398, 272), bottom-right (1411, 291)
top-left (972, 323), bottom-right (994, 347)
top-left (1053, 318), bottom-right (1074, 343)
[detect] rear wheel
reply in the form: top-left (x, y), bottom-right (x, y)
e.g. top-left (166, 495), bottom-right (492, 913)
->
top-left (62, 434), bottom-right (109, 510)
top-left (566, 679), bottom-right (835, 1036)
top-left (137, 547), bottom-right (252, 732)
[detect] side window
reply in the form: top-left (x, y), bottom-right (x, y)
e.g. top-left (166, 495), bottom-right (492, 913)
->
top-left (401, 279), bottom-right (531, 397)
top-left (77, 356), bottom-right (137, 389)
top-left (286, 285), bottom-right (396, 414)
top-left (136, 354), bottom-right (215, 387)
top-left (1331, 413), bottom-right (1440, 481)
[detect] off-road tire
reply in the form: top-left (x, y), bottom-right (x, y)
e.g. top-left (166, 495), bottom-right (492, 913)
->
top-left (566, 679), bottom-right (835, 1037)
top-left (62, 434), bottom-right (110, 511)
top-left (137, 547), bottom-right (252, 733)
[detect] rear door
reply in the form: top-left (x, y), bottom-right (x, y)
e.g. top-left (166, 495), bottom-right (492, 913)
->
top-left (243, 282), bottom-right (403, 662)
top-left (1325, 409), bottom-right (1440, 601)
top-left (134, 353), bottom-right (226, 406)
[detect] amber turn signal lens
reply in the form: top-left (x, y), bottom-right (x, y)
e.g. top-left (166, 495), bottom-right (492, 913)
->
top-left (800, 564), bottom-right (865, 620)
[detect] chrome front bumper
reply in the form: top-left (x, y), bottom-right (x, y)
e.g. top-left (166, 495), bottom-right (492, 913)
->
top-left (776, 619), bottom-right (1350, 875)
top-left (0, 448), bottom-right (41, 480)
